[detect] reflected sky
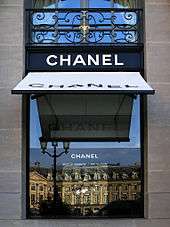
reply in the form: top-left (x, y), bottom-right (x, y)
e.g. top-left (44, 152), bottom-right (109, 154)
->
top-left (37, 1), bottom-right (129, 9)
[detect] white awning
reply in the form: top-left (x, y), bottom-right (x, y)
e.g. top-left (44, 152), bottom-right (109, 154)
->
top-left (12, 72), bottom-right (154, 94)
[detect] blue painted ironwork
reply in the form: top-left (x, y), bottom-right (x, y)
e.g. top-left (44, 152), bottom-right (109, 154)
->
top-left (26, 8), bottom-right (143, 45)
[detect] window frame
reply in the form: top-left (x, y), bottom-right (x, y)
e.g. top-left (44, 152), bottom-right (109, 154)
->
top-left (26, 94), bottom-right (145, 219)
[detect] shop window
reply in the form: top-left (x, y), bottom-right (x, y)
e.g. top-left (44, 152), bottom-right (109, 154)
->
top-left (12, 0), bottom-right (153, 220)
top-left (28, 95), bottom-right (144, 218)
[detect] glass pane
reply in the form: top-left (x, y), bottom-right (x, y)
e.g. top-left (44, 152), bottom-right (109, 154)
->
top-left (89, 0), bottom-right (112, 8)
top-left (58, 0), bottom-right (81, 8)
top-left (89, 0), bottom-right (140, 8)
top-left (33, 0), bottom-right (56, 8)
top-left (29, 96), bottom-right (143, 218)
top-left (31, 1), bottom-right (140, 45)
top-left (32, 0), bottom-right (141, 9)
top-left (33, 0), bottom-right (82, 8)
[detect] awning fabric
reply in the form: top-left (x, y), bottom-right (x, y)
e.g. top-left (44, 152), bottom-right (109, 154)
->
top-left (12, 72), bottom-right (154, 94)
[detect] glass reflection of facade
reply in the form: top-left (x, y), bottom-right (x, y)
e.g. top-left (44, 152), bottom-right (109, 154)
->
top-left (29, 95), bottom-right (143, 218)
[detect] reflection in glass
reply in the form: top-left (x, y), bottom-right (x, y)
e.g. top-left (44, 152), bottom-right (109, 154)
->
top-left (33, 0), bottom-right (56, 8)
top-left (30, 0), bottom-right (141, 44)
top-left (32, 0), bottom-right (140, 9)
top-left (29, 96), bottom-right (143, 218)
top-left (29, 155), bottom-right (142, 217)
top-left (33, 0), bottom-right (81, 8)
top-left (36, 94), bottom-right (134, 142)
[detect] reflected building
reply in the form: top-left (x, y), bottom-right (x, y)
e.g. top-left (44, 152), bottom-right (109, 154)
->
top-left (29, 164), bottom-right (141, 216)
top-left (29, 170), bottom-right (53, 209)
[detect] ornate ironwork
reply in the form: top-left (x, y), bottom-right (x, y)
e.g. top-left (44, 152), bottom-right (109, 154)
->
top-left (26, 8), bottom-right (143, 45)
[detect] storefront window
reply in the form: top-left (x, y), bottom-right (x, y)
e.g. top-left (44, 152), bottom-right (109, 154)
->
top-left (29, 95), bottom-right (143, 218)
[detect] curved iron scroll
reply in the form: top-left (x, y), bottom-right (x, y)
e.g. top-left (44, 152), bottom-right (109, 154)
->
top-left (27, 8), bottom-right (142, 45)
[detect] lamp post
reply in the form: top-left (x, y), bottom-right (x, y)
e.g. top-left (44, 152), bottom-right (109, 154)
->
top-left (39, 137), bottom-right (70, 213)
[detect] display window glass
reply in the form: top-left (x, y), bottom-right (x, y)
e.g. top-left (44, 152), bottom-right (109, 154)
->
top-left (28, 95), bottom-right (143, 218)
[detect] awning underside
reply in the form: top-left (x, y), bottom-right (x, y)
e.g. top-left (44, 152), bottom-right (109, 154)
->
top-left (12, 72), bottom-right (154, 94)
top-left (37, 94), bottom-right (133, 141)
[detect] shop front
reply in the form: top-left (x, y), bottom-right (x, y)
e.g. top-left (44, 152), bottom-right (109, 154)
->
top-left (12, 0), bottom-right (154, 219)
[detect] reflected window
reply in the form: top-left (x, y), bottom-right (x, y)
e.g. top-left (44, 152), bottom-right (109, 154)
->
top-left (39, 185), bottom-right (44, 191)
top-left (31, 194), bottom-right (36, 204)
top-left (39, 195), bottom-right (44, 201)
top-left (31, 184), bottom-right (36, 190)
top-left (93, 194), bottom-right (99, 204)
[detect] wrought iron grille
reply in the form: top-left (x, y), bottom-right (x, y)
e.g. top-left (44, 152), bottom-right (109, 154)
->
top-left (26, 8), bottom-right (143, 45)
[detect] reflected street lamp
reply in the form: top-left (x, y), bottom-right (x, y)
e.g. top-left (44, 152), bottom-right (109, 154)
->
top-left (39, 137), bottom-right (70, 213)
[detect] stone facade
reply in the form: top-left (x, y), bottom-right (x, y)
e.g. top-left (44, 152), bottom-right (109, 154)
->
top-left (0, 0), bottom-right (170, 226)
top-left (0, 0), bottom-right (23, 220)
top-left (145, 0), bottom-right (170, 221)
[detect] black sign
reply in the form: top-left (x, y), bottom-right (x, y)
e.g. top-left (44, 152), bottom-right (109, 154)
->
top-left (27, 51), bottom-right (142, 71)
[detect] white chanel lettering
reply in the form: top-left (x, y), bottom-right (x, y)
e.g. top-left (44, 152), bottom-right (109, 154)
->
top-left (46, 54), bottom-right (125, 67)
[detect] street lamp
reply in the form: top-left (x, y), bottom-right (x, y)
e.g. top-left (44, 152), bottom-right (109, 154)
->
top-left (39, 138), bottom-right (47, 154)
top-left (39, 137), bottom-right (70, 214)
top-left (63, 141), bottom-right (70, 154)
